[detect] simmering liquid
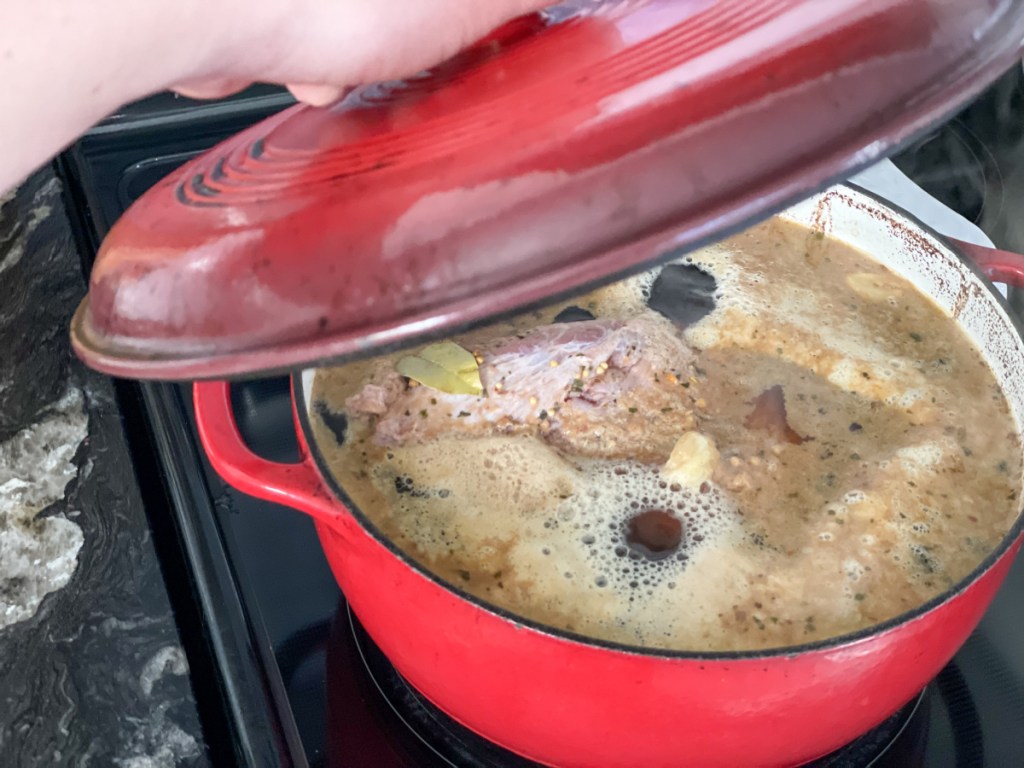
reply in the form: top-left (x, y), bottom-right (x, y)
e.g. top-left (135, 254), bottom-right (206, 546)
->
top-left (310, 218), bottom-right (1022, 652)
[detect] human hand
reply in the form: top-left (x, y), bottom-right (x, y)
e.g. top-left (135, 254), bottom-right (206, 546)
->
top-left (0, 0), bottom-right (549, 193)
top-left (170, 0), bottom-right (551, 105)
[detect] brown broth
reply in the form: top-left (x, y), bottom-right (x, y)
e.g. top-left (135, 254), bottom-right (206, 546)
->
top-left (309, 218), bottom-right (1022, 652)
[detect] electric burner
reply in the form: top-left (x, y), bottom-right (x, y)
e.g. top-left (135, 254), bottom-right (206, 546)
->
top-left (343, 605), bottom-right (539, 767)
top-left (891, 69), bottom-right (1022, 243)
top-left (891, 117), bottom-right (1003, 227)
top-left (342, 603), bottom-right (930, 768)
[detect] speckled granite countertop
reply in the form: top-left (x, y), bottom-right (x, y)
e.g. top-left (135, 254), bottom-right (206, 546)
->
top-left (0, 169), bottom-right (209, 767)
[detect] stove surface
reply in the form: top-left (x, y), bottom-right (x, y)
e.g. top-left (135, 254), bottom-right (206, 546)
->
top-left (57, 68), bottom-right (1024, 768)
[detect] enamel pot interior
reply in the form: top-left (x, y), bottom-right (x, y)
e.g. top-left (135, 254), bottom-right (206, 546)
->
top-left (288, 184), bottom-right (1024, 768)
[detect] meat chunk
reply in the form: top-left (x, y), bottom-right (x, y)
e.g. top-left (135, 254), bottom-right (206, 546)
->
top-left (347, 317), bottom-right (701, 461)
top-left (346, 372), bottom-right (406, 416)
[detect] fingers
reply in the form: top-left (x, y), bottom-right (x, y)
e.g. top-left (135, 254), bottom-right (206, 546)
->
top-left (257, 0), bottom-right (552, 94)
top-left (348, 0), bottom-right (553, 83)
top-left (173, 79), bottom-right (350, 108)
top-left (172, 78), bottom-right (254, 100)
top-left (286, 83), bottom-right (352, 107)
top-left (172, 0), bottom-right (553, 107)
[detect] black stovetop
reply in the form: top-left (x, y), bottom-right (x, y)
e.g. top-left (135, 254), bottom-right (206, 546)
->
top-left (57, 70), bottom-right (1024, 768)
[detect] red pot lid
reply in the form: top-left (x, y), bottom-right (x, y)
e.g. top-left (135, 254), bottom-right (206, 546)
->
top-left (72, 0), bottom-right (1024, 380)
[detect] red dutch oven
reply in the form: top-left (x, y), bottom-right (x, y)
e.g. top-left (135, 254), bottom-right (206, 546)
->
top-left (66, 3), bottom-right (1024, 765)
top-left (193, 186), bottom-right (1024, 768)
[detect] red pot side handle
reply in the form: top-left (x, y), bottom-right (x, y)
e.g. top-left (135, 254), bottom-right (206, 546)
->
top-left (193, 381), bottom-right (342, 525)
top-left (948, 236), bottom-right (1024, 289)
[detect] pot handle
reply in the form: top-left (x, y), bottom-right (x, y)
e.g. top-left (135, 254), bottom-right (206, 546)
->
top-left (947, 236), bottom-right (1024, 289)
top-left (193, 380), bottom-right (343, 525)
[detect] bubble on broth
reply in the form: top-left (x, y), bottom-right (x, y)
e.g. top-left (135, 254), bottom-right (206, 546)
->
top-left (537, 461), bottom-right (739, 603)
top-left (894, 441), bottom-right (950, 476)
top-left (362, 433), bottom-right (746, 645)
top-left (885, 389), bottom-right (926, 408)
